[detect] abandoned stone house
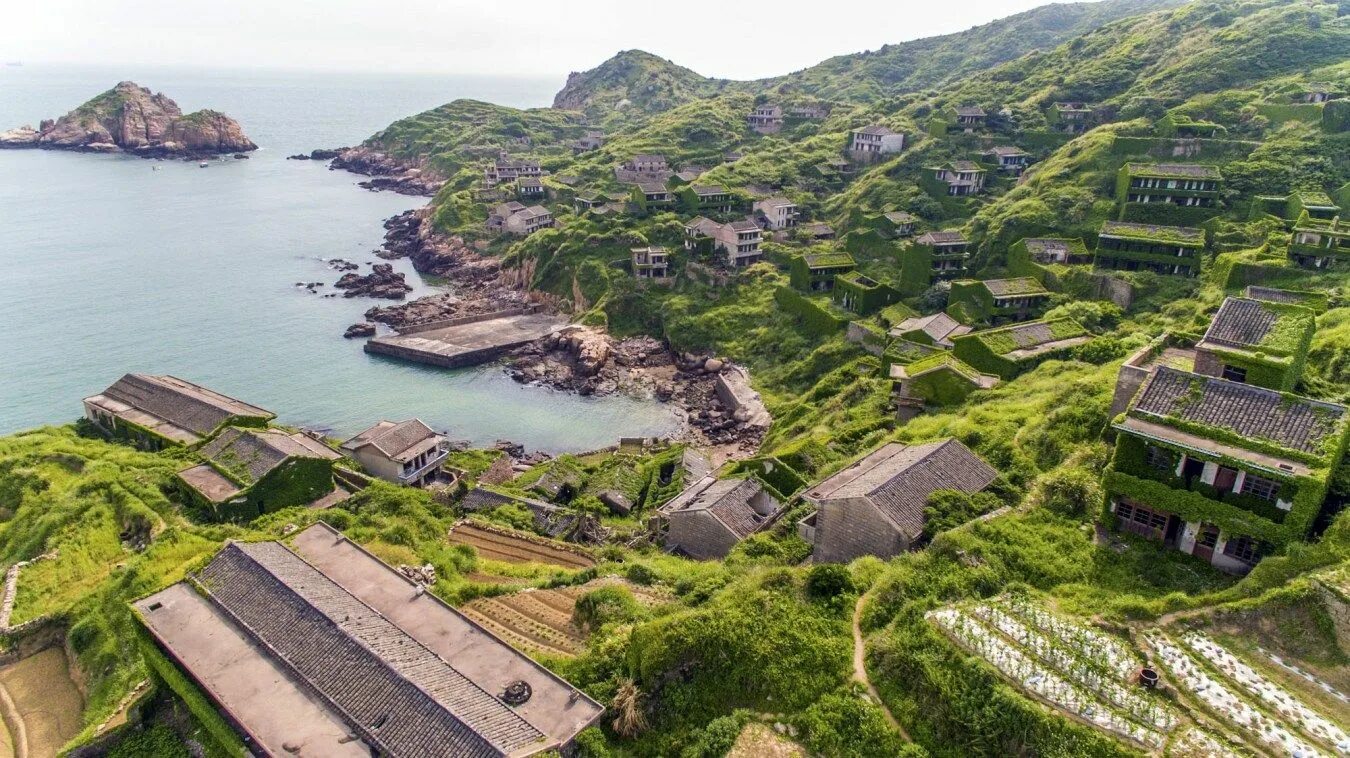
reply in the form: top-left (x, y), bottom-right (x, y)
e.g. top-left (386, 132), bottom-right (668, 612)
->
top-left (626, 153), bottom-right (669, 174)
top-left (927, 161), bottom-right (987, 196)
top-left (571, 130), bottom-right (604, 153)
top-left (340, 419), bottom-right (450, 488)
top-left (889, 312), bottom-right (972, 348)
top-left (631, 245), bottom-right (672, 280)
top-left (687, 184), bottom-right (734, 214)
top-left (83, 373), bottom-right (275, 450)
top-left (636, 181), bottom-right (674, 206)
top-left (684, 216), bottom-right (764, 267)
top-left (133, 523), bottom-right (604, 757)
top-left (799, 439), bottom-right (998, 562)
top-left (484, 156), bottom-right (542, 186)
top-left (747, 104), bottom-right (784, 133)
top-left (1050, 101), bottom-right (1096, 132)
top-left (912, 230), bottom-right (973, 281)
top-left (882, 211), bottom-right (917, 237)
top-left (1105, 367), bottom-right (1347, 575)
top-left (660, 476), bottom-right (783, 559)
top-left (954, 106), bottom-right (987, 131)
top-left (1094, 220), bottom-right (1205, 277)
top-left (981, 146), bottom-right (1032, 175)
top-left (1289, 214), bottom-right (1350, 270)
top-left (177, 427), bottom-right (342, 518)
top-left (516, 176), bottom-right (545, 199)
top-left (1118, 163), bottom-right (1222, 208)
top-left (801, 222), bottom-right (836, 241)
top-left (848, 125), bottom-right (905, 158)
top-left (1020, 237), bottom-right (1091, 265)
top-left (754, 196), bottom-right (799, 230)
top-left (790, 104), bottom-right (830, 119)
top-left (490, 203), bottom-right (555, 236)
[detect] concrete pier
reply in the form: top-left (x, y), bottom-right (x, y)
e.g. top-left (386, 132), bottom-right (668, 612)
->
top-left (364, 311), bottom-right (567, 369)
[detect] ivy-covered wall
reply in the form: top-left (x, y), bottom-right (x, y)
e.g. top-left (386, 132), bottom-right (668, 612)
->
top-left (1103, 428), bottom-right (1334, 548)
top-left (831, 273), bottom-right (900, 315)
top-left (774, 287), bottom-right (848, 337)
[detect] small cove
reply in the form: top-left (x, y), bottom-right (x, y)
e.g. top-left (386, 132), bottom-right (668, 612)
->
top-left (0, 64), bottom-right (681, 451)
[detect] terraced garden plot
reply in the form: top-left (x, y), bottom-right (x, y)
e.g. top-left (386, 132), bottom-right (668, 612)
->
top-left (0, 647), bottom-right (84, 758)
top-left (447, 523), bottom-right (595, 568)
top-left (930, 607), bottom-right (1168, 749)
top-left (1147, 631), bottom-right (1350, 757)
top-left (462, 577), bottom-right (671, 658)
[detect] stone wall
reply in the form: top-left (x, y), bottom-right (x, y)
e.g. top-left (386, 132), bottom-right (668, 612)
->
top-left (813, 497), bottom-right (907, 563)
top-left (667, 511), bottom-right (738, 559)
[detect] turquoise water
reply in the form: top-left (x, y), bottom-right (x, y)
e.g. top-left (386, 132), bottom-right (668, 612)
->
top-left (0, 65), bottom-right (681, 451)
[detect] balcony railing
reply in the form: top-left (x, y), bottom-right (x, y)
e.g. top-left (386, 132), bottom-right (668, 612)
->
top-left (400, 447), bottom-right (450, 483)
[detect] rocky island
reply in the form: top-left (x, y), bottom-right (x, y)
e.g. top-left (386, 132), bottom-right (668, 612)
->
top-left (0, 81), bottom-right (256, 158)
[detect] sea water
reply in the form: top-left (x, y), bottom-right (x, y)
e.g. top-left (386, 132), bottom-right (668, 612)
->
top-left (0, 64), bottom-right (680, 451)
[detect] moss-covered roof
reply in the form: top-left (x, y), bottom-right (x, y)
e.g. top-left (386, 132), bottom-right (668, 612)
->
top-left (1124, 162), bottom-right (1221, 180)
top-left (964, 318), bottom-right (1088, 356)
top-left (981, 277), bottom-right (1049, 297)
top-left (1099, 220), bottom-right (1206, 245)
top-left (803, 252), bottom-right (856, 270)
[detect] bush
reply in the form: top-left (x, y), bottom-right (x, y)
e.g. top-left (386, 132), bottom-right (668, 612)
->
top-left (806, 563), bottom-right (856, 601)
top-left (1033, 466), bottom-right (1104, 518)
top-left (794, 692), bottom-right (915, 757)
top-left (573, 586), bottom-right (643, 632)
top-left (1043, 300), bottom-right (1121, 333)
top-left (680, 712), bottom-right (748, 758)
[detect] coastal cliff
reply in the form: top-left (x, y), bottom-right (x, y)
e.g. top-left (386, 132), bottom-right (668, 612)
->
top-left (0, 81), bottom-right (256, 157)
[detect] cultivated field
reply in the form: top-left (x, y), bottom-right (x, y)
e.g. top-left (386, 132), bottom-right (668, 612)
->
top-left (0, 647), bottom-right (85, 758)
top-left (448, 522), bottom-right (595, 569)
top-left (462, 577), bottom-right (669, 657)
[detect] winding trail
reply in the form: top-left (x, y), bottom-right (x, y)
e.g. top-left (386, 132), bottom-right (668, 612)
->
top-left (852, 591), bottom-right (911, 741)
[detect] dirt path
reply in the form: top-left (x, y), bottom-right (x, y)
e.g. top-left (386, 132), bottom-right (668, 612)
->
top-left (852, 592), bottom-right (911, 741)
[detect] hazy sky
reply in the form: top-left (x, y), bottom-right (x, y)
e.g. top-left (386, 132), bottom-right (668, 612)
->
top-left (4, 0), bottom-right (1065, 81)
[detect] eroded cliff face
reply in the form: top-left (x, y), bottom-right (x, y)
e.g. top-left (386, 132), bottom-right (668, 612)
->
top-left (1, 81), bottom-right (256, 156)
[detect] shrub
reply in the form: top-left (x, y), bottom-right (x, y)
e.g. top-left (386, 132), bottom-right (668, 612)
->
top-left (794, 692), bottom-right (915, 757)
top-left (922, 490), bottom-right (1004, 539)
top-left (806, 564), bottom-right (856, 601)
top-left (680, 713), bottom-right (748, 758)
top-left (573, 586), bottom-right (643, 632)
top-left (1034, 466), bottom-right (1105, 518)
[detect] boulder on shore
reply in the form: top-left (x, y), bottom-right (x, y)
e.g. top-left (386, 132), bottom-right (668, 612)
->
top-left (4, 81), bottom-right (256, 158)
top-left (344, 322), bottom-right (376, 338)
top-left (333, 263), bottom-right (413, 300)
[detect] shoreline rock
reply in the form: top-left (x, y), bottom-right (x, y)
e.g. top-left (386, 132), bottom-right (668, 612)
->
top-left (328, 146), bottom-right (444, 195)
top-left (3, 81), bottom-right (256, 159)
top-left (333, 262), bottom-right (413, 299)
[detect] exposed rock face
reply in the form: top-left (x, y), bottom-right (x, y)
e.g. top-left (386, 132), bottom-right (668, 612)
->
top-left (343, 322), bottom-right (376, 338)
top-left (2, 81), bottom-right (256, 157)
top-left (329, 146), bottom-right (444, 195)
top-left (333, 263), bottom-right (413, 299)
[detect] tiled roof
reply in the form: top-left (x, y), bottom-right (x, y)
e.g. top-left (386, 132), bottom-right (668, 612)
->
top-left (893, 313), bottom-right (968, 346)
top-left (1022, 238), bottom-right (1086, 256)
top-left (684, 216), bottom-right (721, 236)
top-left (1130, 367), bottom-right (1347, 457)
top-left (343, 419), bottom-right (440, 463)
top-left (197, 541), bottom-right (546, 757)
top-left (199, 428), bottom-right (338, 485)
top-left (637, 181), bottom-right (669, 194)
top-left (1200, 297), bottom-right (1279, 350)
top-left (521, 205), bottom-right (551, 218)
top-left (1099, 221), bottom-right (1205, 244)
top-left (1244, 286), bottom-right (1316, 306)
top-left (950, 160), bottom-right (983, 172)
top-left (803, 251), bottom-right (854, 269)
top-left (984, 146), bottom-right (1029, 157)
top-left (93, 374), bottom-right (273, 439)
top-left (691, 184), bottom-right (726, 196)
top-left (855, 125), bottom-right (896, 136)
top-left (983, 277), bottom-right (1048, 297)
top-left (955, 106), bottom-right (986, 117)
top-left (662, 477), bottom-right (778, 539)
top-left (757, 196), bottom-right (795, 208)
top-left (806, 440), bottom-right (996, 539)
top-left (729, 219), bottom-right (762, 232)
top-left (1126, 162), bottom-right (1220, 180)
top-left (916, 231), bottom-right (967, 245)
top-left (883, 211), bottom-right (915, 224)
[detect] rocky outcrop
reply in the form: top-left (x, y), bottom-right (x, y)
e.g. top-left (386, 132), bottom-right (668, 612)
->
top-left (329, 146), bottom-right (444, 195)
top-left (2, 81), bottom-right (256, 158)
top-left (333, 263), bottom-right (413, 299)
top-left (343, 322), bottom-right (377, 339)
